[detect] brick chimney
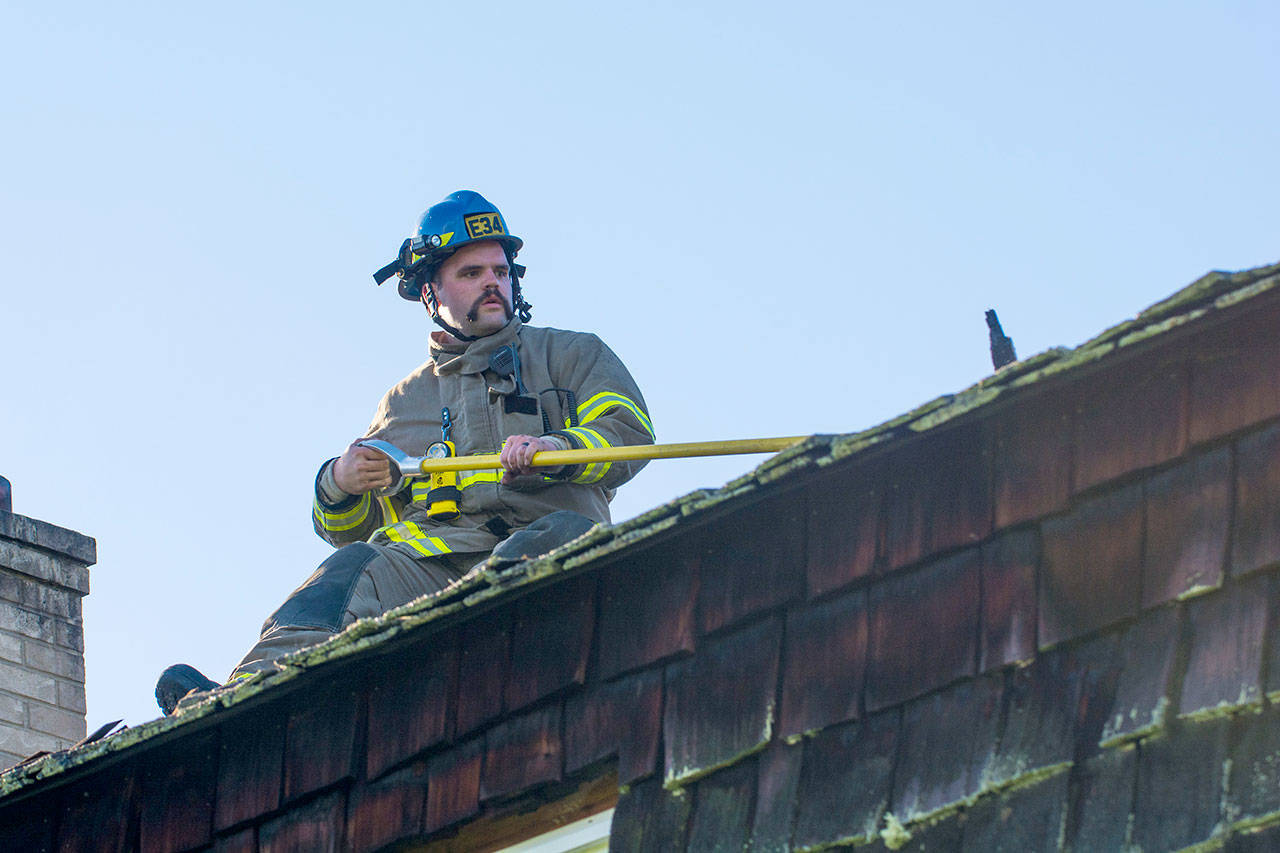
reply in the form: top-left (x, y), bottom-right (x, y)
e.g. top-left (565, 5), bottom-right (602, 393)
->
top-left (0, 478), bottom-right (96, 769)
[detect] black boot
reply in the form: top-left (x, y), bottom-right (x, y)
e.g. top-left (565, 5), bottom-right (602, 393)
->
top-left (155, 664), bottom-right (219, 716)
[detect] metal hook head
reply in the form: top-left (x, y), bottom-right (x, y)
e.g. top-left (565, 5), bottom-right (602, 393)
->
top-left (355, 439), bottom-right (418, 497)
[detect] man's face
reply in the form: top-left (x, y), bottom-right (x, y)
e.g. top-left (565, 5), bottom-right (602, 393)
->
top-left (425, 240), bottom-right (514, 338)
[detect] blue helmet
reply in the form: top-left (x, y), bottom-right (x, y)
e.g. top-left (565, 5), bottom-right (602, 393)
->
top-left (374, 191), bottom-right (528, 314)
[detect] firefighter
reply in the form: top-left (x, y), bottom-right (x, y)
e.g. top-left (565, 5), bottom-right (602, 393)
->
top-left (156, 191), bottom-right (653, 715)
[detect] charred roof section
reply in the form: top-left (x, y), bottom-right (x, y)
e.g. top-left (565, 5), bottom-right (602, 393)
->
top-left (4, 261), bottom-right (1280, 850)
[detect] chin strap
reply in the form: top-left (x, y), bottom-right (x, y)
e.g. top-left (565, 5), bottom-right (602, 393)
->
top-left (421, 286), bottom-right (482, 342)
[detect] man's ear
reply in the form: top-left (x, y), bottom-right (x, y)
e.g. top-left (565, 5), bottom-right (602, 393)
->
top-left (420, 279), bottom-right (436, 309)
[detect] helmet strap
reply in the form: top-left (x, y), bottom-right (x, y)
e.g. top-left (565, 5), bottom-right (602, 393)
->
top-left (421, 281), bottom-right (481, 342)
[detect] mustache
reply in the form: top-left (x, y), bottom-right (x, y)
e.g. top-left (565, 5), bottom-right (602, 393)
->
top-left (466, 290), bottom-right (513, 323)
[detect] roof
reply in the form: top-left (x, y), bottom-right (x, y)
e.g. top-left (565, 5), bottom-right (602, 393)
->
top-left (4, 259), bottom-right (1280, 850)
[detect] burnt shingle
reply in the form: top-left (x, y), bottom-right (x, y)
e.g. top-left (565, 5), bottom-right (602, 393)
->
top-left (993, 389), bottom-right (1073, 529)
top-left (139, 732), bottom-right (218, 852)
top-left (1231, 423), bottom-right (1280, 579)
top-left (806, 460), bottom-right (879, 597)
top-left (980, 528), bottom-right (1038, 671)
top-left (505, 575), bottom-right (595, 711)
top-left (866, 548), bottom-right (979, 711)
top-left (609, 776), bottom-right (691, 850)
top-left (1178, 573), bottom-right (1269, 718)
top-left (986, 636), bottom-right (1118, 790)
top-left (663, 617), bottom-right (781, 787)
top-left (778, 588), bottom-right (867, 738)
top-left (1040, 483), bottom-right (1142, 649)
top-left (792, 711), bottom-right (898, 849)
top-left (1226, 705), bottom-right (1280, 825)
top-left (596, 544), bottom-right (697, 680)
top-left (1063, 746), bottom-right (1136, 852)
top-left (423, 737), bottom-right (482, 834)
top-left (563, 668), bottom-right (662, 785)
top-left (892, 673), bottom-right (1002, 823)
top-left (1098, 606), bottom-right (1180, 746)
top-left (1142, 445), bottom-right (1231, 607)
top-left (748, 740), bottom-right (803, 852)
top-left (345, 760), bottom-right (426, 851)
top-left (480, 703), bottom-right (562, 802)
top-left (212, 827), bottom-right (255, 853)
top-left (1131, 719), bottom-right (1230, 851)
top-left (365, 633), bottom-right (457, 778)
top-left (685, 761), bottom-right (756, 851)
top-left (960, 768), bottom-right (1069, 853)
top-left (697, 493), bottom-right (807, 636)
top-left (1073, 356), bottom-right (1187, 494)
top-left (1188, 300), bottom-right (1280, 446)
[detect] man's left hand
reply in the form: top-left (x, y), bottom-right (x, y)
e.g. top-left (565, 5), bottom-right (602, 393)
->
top-left (500, 434), bottom-right (561, 483)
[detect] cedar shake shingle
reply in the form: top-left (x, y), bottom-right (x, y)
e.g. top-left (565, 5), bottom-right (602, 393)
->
top-left (806, 461), bottom-right (879, 596)
top-left (1142, 445), bottom-right (1231, 607)
top-left (214, 706), bottom-right (285, 831)
top-left (365, 634), bottom-right (457, 778)
top-left (1178, 573), bottom-right (1269, 717)
top-left (480, 704), bottom-right (562, 802)
top-left (282, 684), bottom-right (360, 803)
top-left (980, 527), bottom-right (1038, 670)
top-left (662, 617), bottom-right (781, 787)
top-left (1040, 483), bottom-right (1142, 649)
top-left (423, 737), bottom-right (482, 833)
top-left (344, 761), bottom-right (426, 852)
top-left (140, 733), bottom-right (218, 852)
top-left (778, 588), bottom-right (867, 737)
top-left (1231, 422), bottom-right (1280, 579)
top-left (696, 493), bottom-right (806, 636)
top-left (563, 669), bottom-right (662, 784)
top-left (993, 389), bottom-right (1073, 528)
top-left (596, 545), bottom-right (697, 680)
top-left (866, 548), bottom-right (979, 711)
top-left (455, 611), bottom-right (510, 736)
top-left (1073, 356), bottom-right (1188, 493)
top-left (1188, 300), bottom-right (1280, 445)
top-left (505, 575), bottom-right (595, 711)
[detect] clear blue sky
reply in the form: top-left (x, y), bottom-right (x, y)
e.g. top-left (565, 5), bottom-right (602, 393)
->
top-left (3, 1), bottom-right (1276, 728)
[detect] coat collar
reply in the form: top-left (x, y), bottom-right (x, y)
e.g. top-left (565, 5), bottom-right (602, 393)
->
top-left (430, 319), bottom-right (522, 375)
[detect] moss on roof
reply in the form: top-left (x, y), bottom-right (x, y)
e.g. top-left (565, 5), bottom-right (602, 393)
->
top-left (4, 259), bottom-right (1278, 801)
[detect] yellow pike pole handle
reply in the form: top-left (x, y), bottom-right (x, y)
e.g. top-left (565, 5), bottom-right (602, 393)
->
top-left (417, 436), bottom-right (809, 474)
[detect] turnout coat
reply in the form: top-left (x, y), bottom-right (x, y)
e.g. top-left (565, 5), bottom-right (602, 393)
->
top-left (311, 320), bottom-right (654, 559)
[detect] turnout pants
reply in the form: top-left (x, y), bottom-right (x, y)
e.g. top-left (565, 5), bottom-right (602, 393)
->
top-left (231, 511), bottom-right (595, 678)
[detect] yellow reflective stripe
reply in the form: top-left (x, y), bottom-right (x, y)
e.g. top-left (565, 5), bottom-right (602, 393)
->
top-left (460, 470), bottom-right (501, 489)
top-left (377, 496), bottom-right (399, 524)
top-left (314, 493), bottom-right (372, 532)
top-left (576, 391), bottom-right (655, 439)
top-left (563, 427), bottom-right (612, 484)
top-left (408, 471), bottom-right (500, 503)
top-left (378, 521), bottom-right (453, 557)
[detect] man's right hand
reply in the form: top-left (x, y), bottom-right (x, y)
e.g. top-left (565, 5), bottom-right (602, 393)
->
top-left (332, 442), bottom-right (394, 495)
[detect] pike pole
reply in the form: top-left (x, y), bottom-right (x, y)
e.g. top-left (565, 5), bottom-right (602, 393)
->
top-left (357, 437), bottom-right (809, 493)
